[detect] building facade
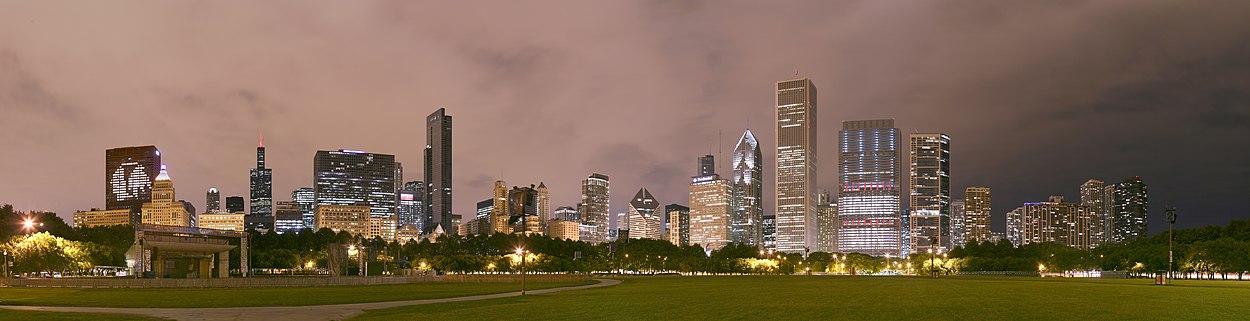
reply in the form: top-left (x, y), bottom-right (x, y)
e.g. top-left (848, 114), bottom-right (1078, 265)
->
top-left (313, 150), bottom-right (398, 239)
top-left (1108, 177), bottom-right (1148, 244)
top-left (690, 174), bottom-right (732, 251)
top-left (425, 108), bottom-right (453, 234)
top-left (206, 188), bottom-right (220, 212)
top-left (225, 196), bottom-right (245, 213)
top-left (1079, 180), bottom-right (1107, 247)
top-left (314, 204), bottom-right (371, 236)
top-left (664, 204), bottom-right (690, 246)
top-left (491, 180), bottom-right (511, 234)
top-left (816, 190), bottom-right (838, 253)
top-left (909, 133), bottom-right (951, 252)
top-left (105, 146), bottom-right (162, 221)
top-left (198, 211), bottom-right (246, 232)
top-left (838, 119), bottom-right (902, 257)
top-left (950, 199), bottom-right (966, 248)
top-left (1006, 196), bottom-right (1099, 249)
top-left (731, 129), bottom-right (763, 246)
top-left (249, 134), bottom-right (273, 231)
top-left (548, 219), bottom-right (580, 240)
top-left (625, 188), bottom-right (661, 240)
top-left (293, 187), bottom-right (315, 229)
top-left (762, 215), bottom-right (777, 251)
top-left (73, 208), bottom-right (131, 228)
top-left (964, 187), bottom-right (992, 244)
top-left (141, 167), bottom-right (191, 227)
top-left (397, 181), bottom-right (425, 232)
top-left (579, 173), bottom-right (611, 243)
top-left (775, 78), bottom-right (818, 253)
top-left (273, 201), bottom-right (303, 234)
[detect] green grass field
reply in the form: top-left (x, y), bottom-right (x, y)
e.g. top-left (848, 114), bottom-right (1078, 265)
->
top-left (0, 310), bottom-right (164, 321)
top-left (0, 280), bottom-right (590, 308)
top-left (353, 276), bottom-right (1250, 320)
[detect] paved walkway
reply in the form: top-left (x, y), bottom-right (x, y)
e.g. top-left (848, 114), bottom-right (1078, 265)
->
top-left (0, 278), bottom-right (622, 321)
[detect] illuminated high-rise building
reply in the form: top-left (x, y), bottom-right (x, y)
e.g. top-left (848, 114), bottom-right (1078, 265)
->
top-left (552, 206), bottom-right (579, 222)
top-left (964, 187), bottom-right (992, 244)
top-left (536, 182), bottom-right (550, 229)
top-left (314, 204), bottom-right (370, 236)
top-left (397, 181), bottom-right (425, 232)
top-left (141, 166), bottom-right (191, 227)
top-left (816, 190), bottom-right (838, 253)
top-left (313, 149), bottom-right (398, 239)
top-left (1108, 177), bottom-right (1148, 243)
top-left (775, 78), bottom-right (818, 253)
top-left (762, 215), bottom-right (777, 251)
top-left (105, 146), bottom-right (162, 221)
top-left (690, 173), bottom-right (732, 251)
top-left (579, 173), bottom-right (611, 243)
top-left (731, 129), bottom-right (763, 246)
top-left (293, 187), bottom-right (315, 229)
top-left (625, 188), bottom-right (661, 240)
top-left (425, 108), bottom-right (453, 234)
top-left (1079, 180), bottom-right (1107, 247)
top-left (273, 201), bottom-right (303, 234)
top-left (837, 119), bottom-right (902, 257)
top-left (225, 196), bottom-right (245, 213)
top-left (491, 180), bottom-right (510, 234)
top-left (664, 204), bottom-right (690, 246)
top-left (909, 133), bottom-right (951, 252)
top-left (950, 199), bottom-right (966, 248)
top-left (1005, 196), bottom-right (1099, 249)
top-left (249, 133), bottom-right (274, 231)
top-left (206, 188), bottom-right (221, 212)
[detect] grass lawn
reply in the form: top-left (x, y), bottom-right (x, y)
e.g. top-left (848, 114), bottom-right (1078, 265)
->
top-left (352, 276), bottom-right (1250, 320)
top-left (0, 310), bottom-right (166, 321)
top-left (0, 280), bottom-right (591, 308)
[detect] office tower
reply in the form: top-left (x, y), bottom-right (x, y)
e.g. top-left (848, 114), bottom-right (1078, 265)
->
top-left (909, 133), bottom-right (951, 251)
top-left (314, 204), bottom-right (371, 236)
top-left (105, 146), bottom-right (162, 216)
top-left (397, 181), bottom-right (425, 232)
top-left (775, 78), bottom-right (818, 253)
top-left (141, 166), bottom-right (191, 227)
top-left (425, 108), bottom-right (453, 234)
top-left (249, 134), bottom-right (274, 231)
top-left (313, 150), bottom-right (399, 239)
top-left (579, 173), bottom-right (611, 243)
top-left (964, 187), bottom-right (992, 244)
top-left (552, 206), bottom-right (579, 222)
top-left (1005, 196), bottom-right (1099, 249)
top-left (951, 199), bottom-right (966, 248)
top-left (206, 188), bottom-right (221, 212)
top-left (690, 173), bottom-right (732, 251)
top-left (1079, 180), bottom-right (1107, 247)
top-left (507, 185), bottom-right (543, 235)
top-left (536, 182), bottom-right (550, 228)
top-left (1108, 177), bottom-right (1149, 243)
top-left (816, 190), bottom-right (838, 253)
top-left (273, 201), bottom-right (303, 234)
top-left (293, 187), bottom-right (315, 229)
top-left (73, 208), bottom-right (132, 228)
top-left (664, 204), bottom-right (690, 246)
top-left (838, 119), bottom-right (902, 257)
top-left (197, 211), bottom-right (245, 232)
top-left (183, 202), bottom-right (197, 227)
top-left (491, 180), bottom-right (510, 234)
top-left (698, 155), bottom-right (716, 177)
top-left (625, 188), bottom-right (661, 240)
top-left (548, 219), bottom-right (580, 240)
top-left (476, 198), bottom-right (493, 220)
top-left (225, 196), bottom-right (245, 213)
top-left (762, 215), bottom-right (777, 251)
top-left (731, 129), bottom-right (763, 246)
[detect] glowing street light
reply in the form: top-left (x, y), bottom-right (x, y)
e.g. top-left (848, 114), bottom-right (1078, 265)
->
top-left (516, 247), bottom-right (527, 295)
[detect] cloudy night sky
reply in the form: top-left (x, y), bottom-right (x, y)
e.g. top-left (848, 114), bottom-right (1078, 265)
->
top-left (1, 1), bottom-right (1248, 234)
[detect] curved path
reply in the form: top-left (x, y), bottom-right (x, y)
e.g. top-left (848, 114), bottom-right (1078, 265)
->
top-left (0, 278), bottom-right (622, 321)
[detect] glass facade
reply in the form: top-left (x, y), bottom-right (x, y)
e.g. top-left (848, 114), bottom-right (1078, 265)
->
top-left (689, 174), bottom-right (731, 251)
top-left (249, 137), bottom-right (273, 231)
top-left (579, 173), bottom-right (610, 243)
top-left (731, 129), bottom-right (763, 246)
top-left (838, 119), bottom-right (902, 257)
top-left (293, 187), bottom-right (316, 229)
top-left (313, 150), bottom-right (398, 233)
top-left (425, 108), bottom-right (453, 234)
top-left (105, 145), bottom-right (161, 215)
top-left (775, 78), bottom-right (817, 253)
top-left (1109, 177), bottom-right (1148, 243)
top-left (397, 181), bottom-right (425, 232)
top-left (909, 133), bottom-right (950, 252)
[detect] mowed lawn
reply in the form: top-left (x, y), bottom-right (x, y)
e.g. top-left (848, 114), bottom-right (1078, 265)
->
top-left (0, 310), bottom-right (165, 321)
top-left (0, 279), bottom-right (590, 308)
top-left (353, 276), bottom-right (1250, 320)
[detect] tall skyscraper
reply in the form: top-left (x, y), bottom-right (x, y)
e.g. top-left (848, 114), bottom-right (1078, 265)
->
top-left (552, 206), bottom-right (579, 222)
top-left (579, 173), bottom-right (611, 243)
top-left (140, 166), bottom-right (191, 227)
top-left (664, 204), bottom-right (690, 246)
top-left (950, 199), bottom-right (966, 249)
top-left (964, 187), bottom-right (992, 244)
top-left (249, 133), bottom-right (274, 231)
top-left (536, 182), bottom-right (550, 228)
top-left (731, 129), bottom-right (763, 246)
top-left (775, 78), bottom-right (818, 253)
top-left (1079, 180), bottom-right (1107, 247)
top-left (491, 180), bottom-right (511, 234)
top-left (293, 187), bottom-right (316, 229)
top-left (625, 188), bottom-right (661, 240)
top-left (909, 133), bottom-right (951, 251)
top-left (313, 149), bottom-right (399, 239)
top-left (698, 155), bottom-right (716, 177)
top-left (838, 119), bottom-right (902, 257)
top-left (206, 188), bottom-right (221, 212)
top-left (816, 190), bottom-right (838, 253)
top-left (225, 196), bottom-right (245, 213)
top-left (397, 181), bottom-right (425, 232)
top-left (1005, 196), bottom-right (1099, 249)
top-left (425, 108), bottom-right (453, 234)
top-left (1108, 177), bottom-right (1148, 243)
top-left (105, 146), bottom-right (162, 216)
top-left (690, 173), bottom-right (732, 251)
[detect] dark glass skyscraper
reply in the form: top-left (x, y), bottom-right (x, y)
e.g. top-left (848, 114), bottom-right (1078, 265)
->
top-left (313, 150), bottom-right (399, 222)
top-left (105, 145), bottom-right (162, 213)
top-left (698, 155), bottom-right (716, 177)
top-left (1109, 177), bottom-right (1148, 243)
top-left (249, 133), bottom-right (273, 231)
top-left (293, 187), bottom-right (315, 229)
top-left (909, 133), bottom-right (951, 252)
top-left (398, 181), bottom-right (426, 231)
top-left (206, 187), bottom-right (220, 212)
top-left (838, 119), bottom-right (902, 257)
top-left (425, 108), bottom-right (453, 234)
top-left (731, 129), bottom-right (762, 246)
top-left (225, 196), bottom-right (245, 213)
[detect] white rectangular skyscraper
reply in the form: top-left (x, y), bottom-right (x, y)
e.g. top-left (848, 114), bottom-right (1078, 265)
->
top-left (774, 78), bottom-right (817, 253)
top-left (838, 119), bottom-right (902, 257)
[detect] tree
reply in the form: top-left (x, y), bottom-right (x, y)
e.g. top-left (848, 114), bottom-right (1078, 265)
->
top-left (2, 232), bottom-right (98, 275)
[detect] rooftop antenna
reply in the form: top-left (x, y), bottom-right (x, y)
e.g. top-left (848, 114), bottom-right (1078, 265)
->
top-left (718, 129), bottom-right (723, 174)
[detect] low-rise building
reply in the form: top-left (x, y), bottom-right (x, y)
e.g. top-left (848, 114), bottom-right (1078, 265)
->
top-left (73, 208), bottom-right (131, 228)
top-left (198, 211), bottom-right (245, 232)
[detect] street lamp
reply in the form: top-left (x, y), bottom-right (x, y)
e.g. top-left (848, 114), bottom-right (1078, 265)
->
top-left (1166, 207), bottom-right (1177, 284)
top-left (515, 247), bottom-right (527, 295)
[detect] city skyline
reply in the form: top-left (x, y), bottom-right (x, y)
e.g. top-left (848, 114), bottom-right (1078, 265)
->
top-left (1, 1), bottom-right (1248, 236)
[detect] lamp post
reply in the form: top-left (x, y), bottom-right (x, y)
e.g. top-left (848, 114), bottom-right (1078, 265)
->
top-left (1166, 207), bottom-right (1177, 284)
top-left (516, 247), bottom-right (527, 295)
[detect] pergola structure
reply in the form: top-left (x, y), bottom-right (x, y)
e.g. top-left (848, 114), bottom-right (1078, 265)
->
top-left (128, 224), bottom-right (248, 278)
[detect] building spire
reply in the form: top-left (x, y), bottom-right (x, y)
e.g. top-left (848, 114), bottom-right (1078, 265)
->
top-left (258, 130), bottom-right (264, 148)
